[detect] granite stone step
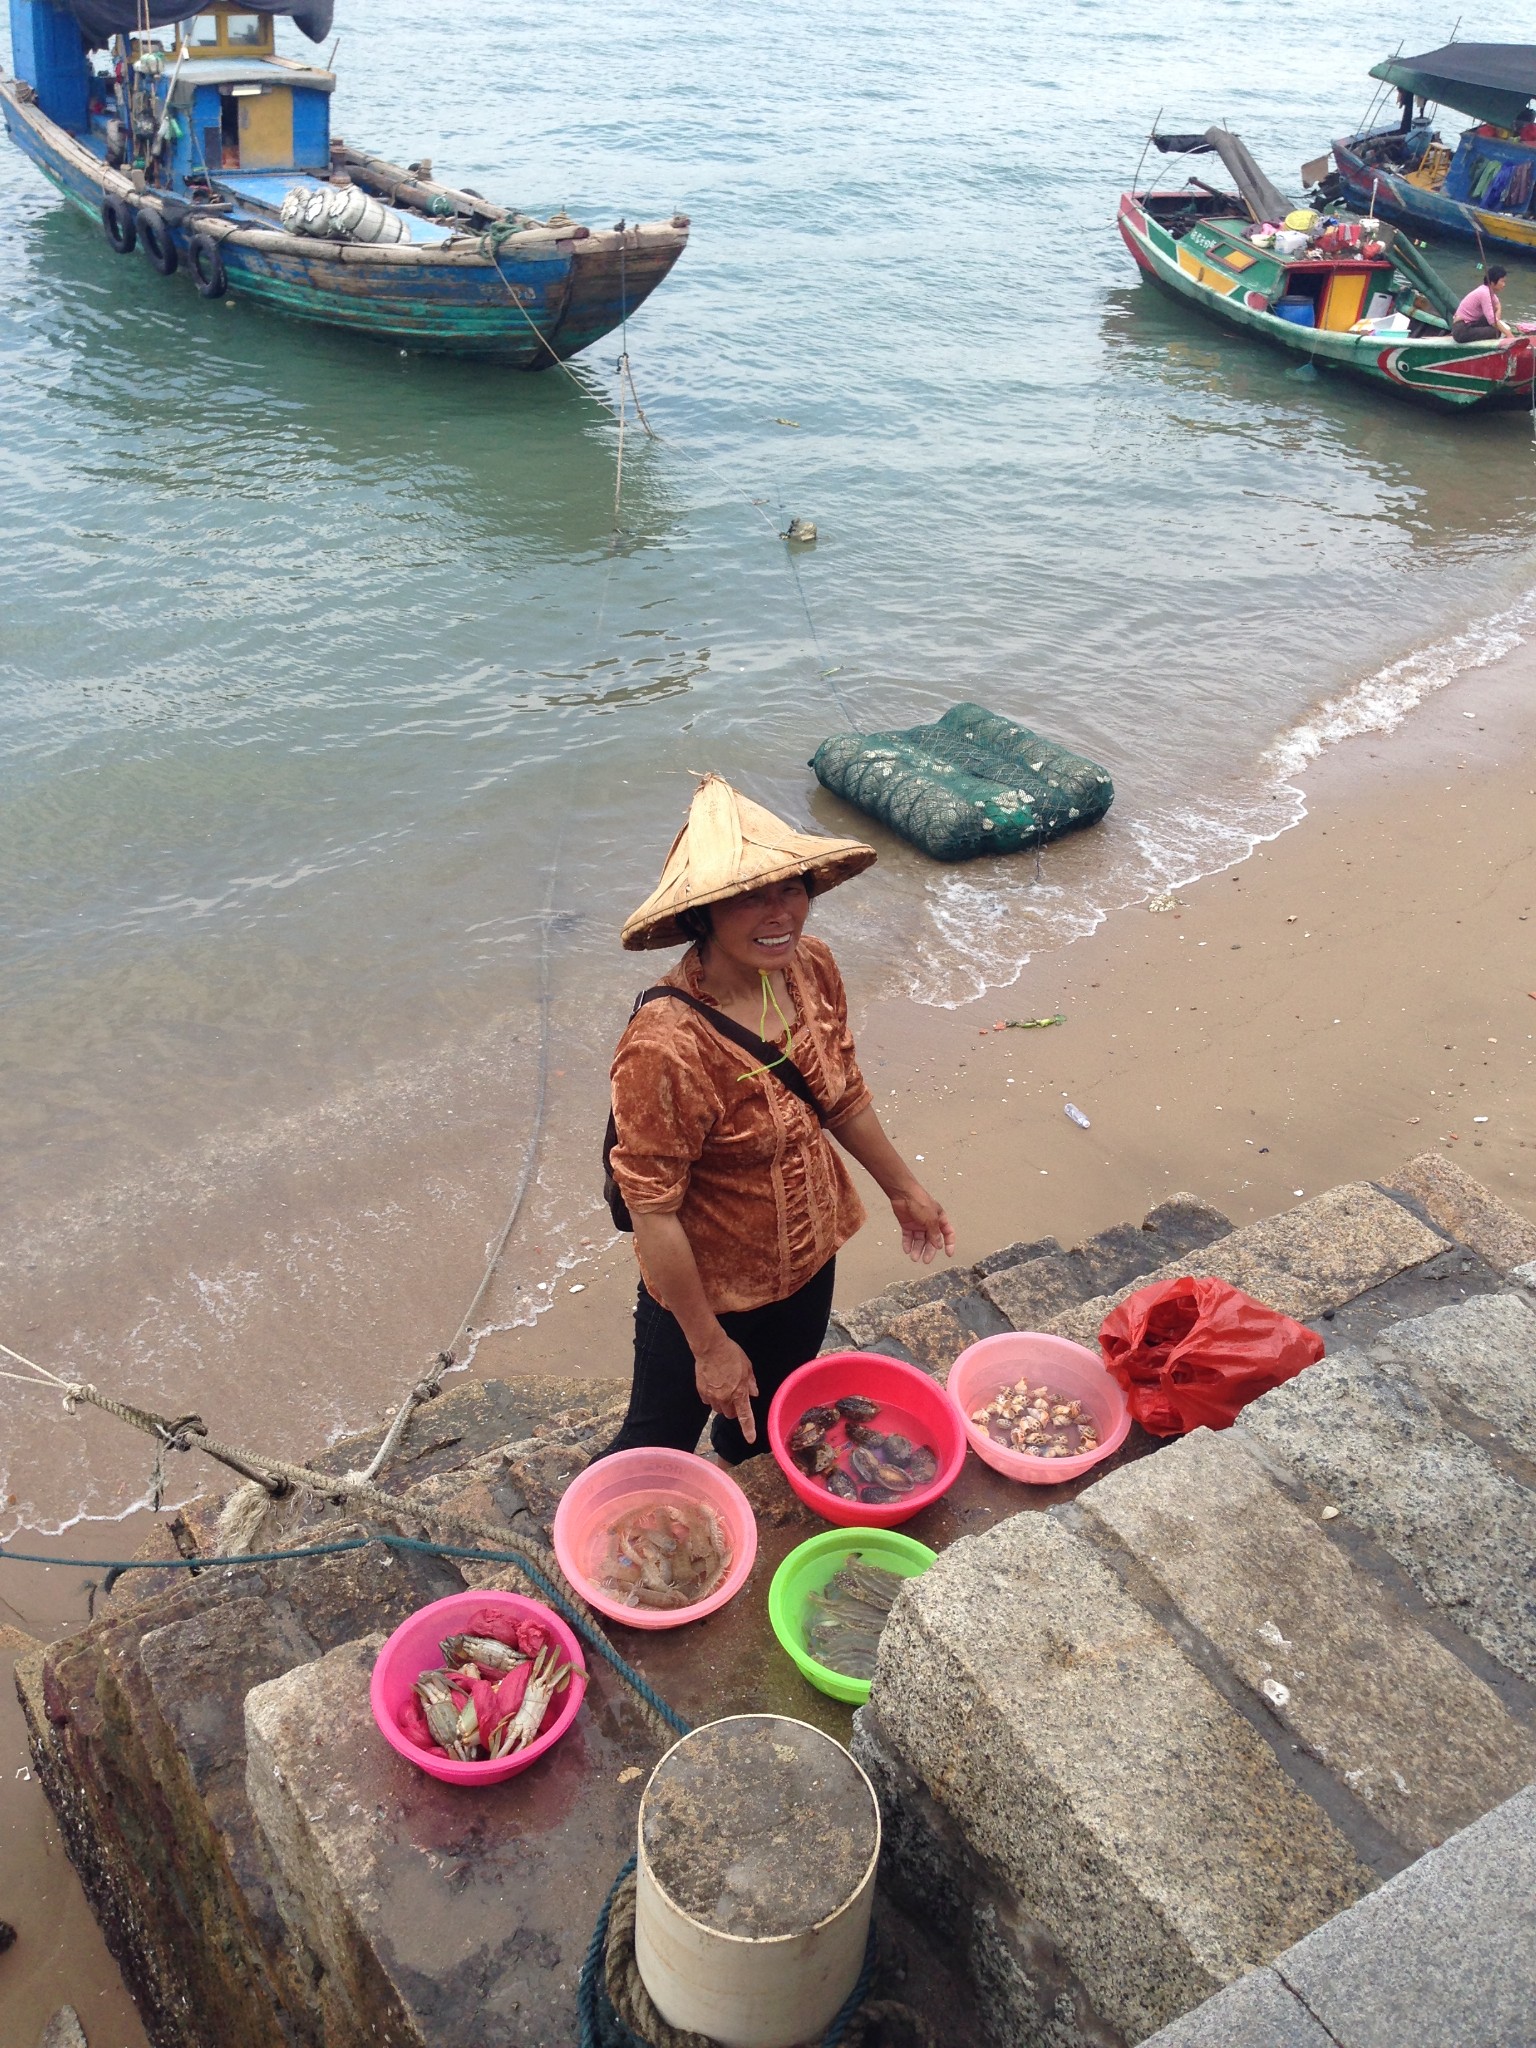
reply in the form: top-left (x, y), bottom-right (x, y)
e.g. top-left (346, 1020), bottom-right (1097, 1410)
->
top-left (1049, 1183), bottom-right (1449, 1349)
top-left (858, 1512), bottom-right (1372, 2047)
top-left (1384, 1152), bottom-right (1536, 1277)
top-left (979, 1196), bottom-right (1232, 1334)
top-left (1141, 1783), bottom-right (1536, 2048)
top-left (18, 1532), bottom-right (468, 2048)
top-left (1236, 1345), bottom-right (1536, 1683)
top-left (1077, 1428), bottom-right (1536, 1859)
top-left (843, 1196), bottom-right (1234, 1379)
top-left (244, 1634), bottom-right (658, 2048)
top-left (1368, 1289), bottom-right (1536, 1462)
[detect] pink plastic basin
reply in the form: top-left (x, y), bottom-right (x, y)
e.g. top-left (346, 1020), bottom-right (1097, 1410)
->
top-left (552, 1447), bottom-right (758, 1630)
top-left (947, 1333), bottom-right (1130, 1484)
top-left (370, 1588), bottom-right (587, 1786)
top-left (768, 1352), bottom-right (967, 1527)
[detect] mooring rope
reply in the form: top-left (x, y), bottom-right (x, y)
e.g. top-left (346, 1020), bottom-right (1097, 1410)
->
top-left (0, 1343), bottom-right (691, 1744)
top-left (479, 229), bottom-right (846, 709)
top-left (0, 1520), bottom-right (689, 1745)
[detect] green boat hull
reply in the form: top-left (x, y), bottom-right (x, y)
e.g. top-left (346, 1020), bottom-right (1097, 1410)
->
top-left (1118, 192), bottom-right (1536, 411)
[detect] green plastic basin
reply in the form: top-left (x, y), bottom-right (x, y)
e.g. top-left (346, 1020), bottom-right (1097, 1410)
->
top-left (768, 1527), bottom-right (938, 1705)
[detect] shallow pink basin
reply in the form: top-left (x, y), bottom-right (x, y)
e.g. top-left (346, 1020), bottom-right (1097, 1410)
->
top-left (552, 1447), bottom-right (758, 1630)
top-left (370, 1589), bottom-right (586, 1786)
top-left (947, 1332), bottom-right (1131, 1484)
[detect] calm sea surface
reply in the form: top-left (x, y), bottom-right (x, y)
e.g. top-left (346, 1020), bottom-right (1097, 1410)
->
top-left (5, 0), bottom-right (1536, 1528)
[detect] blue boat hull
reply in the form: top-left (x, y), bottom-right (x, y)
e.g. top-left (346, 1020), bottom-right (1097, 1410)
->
top-left (1334, 133), bottom-right (1536, 259)
top-left (1, 80), bottom-right (686, 363)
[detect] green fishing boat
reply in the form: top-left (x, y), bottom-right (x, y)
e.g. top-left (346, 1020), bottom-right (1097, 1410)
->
top-left (1118, 127), bottom-right (1536, 410)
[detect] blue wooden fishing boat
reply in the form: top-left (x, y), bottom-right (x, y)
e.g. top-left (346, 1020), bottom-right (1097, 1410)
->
top-left (1331, 43), bottom-right (1536, 260)
top-left (1, 0), bottom-right (689, 362)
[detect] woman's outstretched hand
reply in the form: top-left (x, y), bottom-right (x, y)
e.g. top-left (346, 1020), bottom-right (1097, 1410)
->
top-left (890, 1181), bottom-right (956, 1265)
top-left (694, 1330), bottom-right (760, 1443)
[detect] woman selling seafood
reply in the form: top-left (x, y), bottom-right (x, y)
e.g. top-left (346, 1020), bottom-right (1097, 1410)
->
top-left (601, 774), bottom-right (953, 1461)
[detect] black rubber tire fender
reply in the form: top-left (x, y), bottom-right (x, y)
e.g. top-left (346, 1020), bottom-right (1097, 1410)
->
top-left (101, 195), bottom-right (136, 255)
top-left (138, 207), bottom-right (178, 276)
top-left (188, 232), bottom-right (228, 299)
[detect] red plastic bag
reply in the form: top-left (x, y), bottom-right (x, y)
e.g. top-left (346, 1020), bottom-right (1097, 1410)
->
top-left (1098, 1276), bottom-right (1324, 1437)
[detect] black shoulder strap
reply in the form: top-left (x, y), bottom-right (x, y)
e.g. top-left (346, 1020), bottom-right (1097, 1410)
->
top-left (631, 984), bottom-right (827, 1124)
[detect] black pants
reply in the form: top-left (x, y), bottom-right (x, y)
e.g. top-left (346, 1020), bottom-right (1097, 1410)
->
top-left (1452, 318), bottom-right (1500, 342)
top-left (600, 1258), bottom-right (836, 1464)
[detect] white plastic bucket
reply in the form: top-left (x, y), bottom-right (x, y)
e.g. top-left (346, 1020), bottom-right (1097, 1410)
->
top-left (634, 1715), bottom-right (880, 2048)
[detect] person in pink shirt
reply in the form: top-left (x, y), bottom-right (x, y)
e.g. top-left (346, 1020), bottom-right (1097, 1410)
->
top-left (1452, 266), bottom-right (1513, 342)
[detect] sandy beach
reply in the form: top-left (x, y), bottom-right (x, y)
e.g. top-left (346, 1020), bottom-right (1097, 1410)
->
top-left (492, 628), bottom-right (1536, 1388)
top-left (3, 631), bottom-right (1535, 2047)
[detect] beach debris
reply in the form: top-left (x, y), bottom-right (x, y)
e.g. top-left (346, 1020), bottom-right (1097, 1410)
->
top-left (1064, 1103), bottom-right (1091, 1128)
top-left (1007, 1014), bottom-right (1065, 1030)
top-left (0, 1918), bottom-right (13, 1955)
top-left (774, 417), bottom-right (800, 427)
top-left (790, 1400), bottom-right (937, 1501)
top-left (1474, 1116), bottom-right (1490, 1124)
top-left (1148, 893), bottom-right (1184, 913)
top-left (1321, 1505), bottom-right (1340, 1521)
top-left (595, 1498), bottom-right (732, 1611)
top-left (784, 516), bottom-right (817, 543)
top-left (970, 1378), bottom-right (1099, 1459)
top-left (1261, 1677), bottom-right (1291, 1708)
top-left (804, 1556), bottom-right (907, 1680)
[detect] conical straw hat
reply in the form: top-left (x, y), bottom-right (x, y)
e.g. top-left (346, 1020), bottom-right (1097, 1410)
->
top-left (621, 775), bottom-right (876, 951)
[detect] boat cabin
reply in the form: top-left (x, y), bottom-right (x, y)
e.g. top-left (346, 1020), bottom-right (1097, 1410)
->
top-left (8, 0), bottom-right (334, 178)
top-left (1137, 195), bottom-right (1412, 331)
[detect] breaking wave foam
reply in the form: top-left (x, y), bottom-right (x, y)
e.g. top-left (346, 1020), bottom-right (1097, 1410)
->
top-left (901, 586), bottom-right (1536, 1009)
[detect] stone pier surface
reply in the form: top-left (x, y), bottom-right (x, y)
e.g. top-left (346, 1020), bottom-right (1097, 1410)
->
top-left (16, 1160), bottom-right (1536, 2048)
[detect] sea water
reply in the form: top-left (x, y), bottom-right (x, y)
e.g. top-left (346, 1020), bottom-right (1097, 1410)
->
top-left (4, 0), bottom-right (1535, 1531)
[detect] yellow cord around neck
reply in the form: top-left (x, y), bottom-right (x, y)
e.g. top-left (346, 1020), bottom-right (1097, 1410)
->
top-left (737, 970), bottom-right (794, 1081)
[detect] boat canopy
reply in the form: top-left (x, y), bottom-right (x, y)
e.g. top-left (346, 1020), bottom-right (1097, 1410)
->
top-left (1146, 127), bottom-right (1292, 221)
top-left (1202, 129), bottom-right (1292, 223)
top-left (1369, 42), bottom-right (1536, 132)
top-left (60, 0), bottom-right (334, 48)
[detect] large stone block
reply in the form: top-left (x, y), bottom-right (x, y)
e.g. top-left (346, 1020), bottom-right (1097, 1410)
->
top-left (981, 1251), bottom-right (1096, 1332)
top-left (1237, 1347), bottom-right (1536, 1681)
top-left (877, 1299), bottom-right (976, 1379)
top-left (1371, 1290), bottom-right (1536, 1460)
top-left (868, 1513), bottom-right (1372, 2044)
top-left (973, 1237), bottom-right (1062, 1278)
top-left (1137, 1966), bottom-right (1334, 2048)
top-left (1079, 1430), bottom-right (1535, 1857)
top-left (1383, 1153), bottom-right (1536, 1277)
top-left (1273, 1784), bottom-right (1536, 2048)
top-left (245, 1634), bottom-right (659, 2048)
top-left (982, 1201), bottom-right (1234, 1335)
top-left (1050, 1185), bottom-right (1448, 1348)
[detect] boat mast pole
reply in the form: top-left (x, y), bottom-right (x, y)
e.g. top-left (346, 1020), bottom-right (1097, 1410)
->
top-left (1131, 106), bottom-right (1163, 198)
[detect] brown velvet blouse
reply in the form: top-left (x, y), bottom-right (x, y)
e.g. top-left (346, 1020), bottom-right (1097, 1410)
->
top-left (608, 934), bottom-right (872, 1313)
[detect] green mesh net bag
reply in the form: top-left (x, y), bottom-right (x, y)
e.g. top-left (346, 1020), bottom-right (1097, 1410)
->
top-left (810, 704), bottom-right (1114, 863)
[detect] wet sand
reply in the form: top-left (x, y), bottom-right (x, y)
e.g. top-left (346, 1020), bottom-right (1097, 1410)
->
top-left (3, 634), bottom-right (1534, 2044)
